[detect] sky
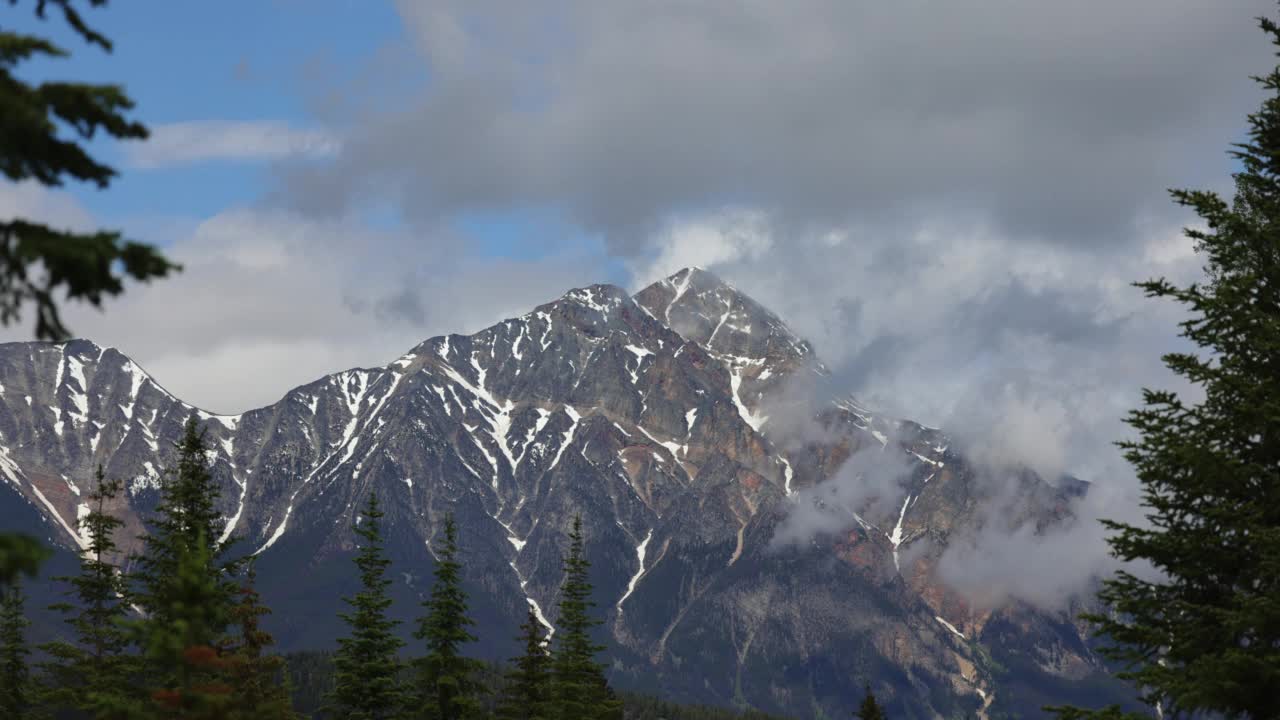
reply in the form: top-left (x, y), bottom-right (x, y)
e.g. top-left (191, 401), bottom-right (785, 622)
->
top-left (1, 2), bottom-right (1274, 572)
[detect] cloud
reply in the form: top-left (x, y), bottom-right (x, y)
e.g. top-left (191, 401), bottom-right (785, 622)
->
top-left (0, 184), bottom-right (601, 413)
top-left (664, 208), bottom-right (1205, 608)
top-left (934, 468), bottom-right (1153, 611)
top-left (645, 208), bottom-right (1207, 478)
top-left (0, 181), bottom-right (95, 232)
top-left (126, 121), bottom-right (340, 169)
top-left (771, 446), bottom-right (914, 549)
top-left (76, 210), bottom-right (596, 413)
top-left (631, 208), bottom-right (773, 286)
top-left (280, 0), bottom-right (1269, 247)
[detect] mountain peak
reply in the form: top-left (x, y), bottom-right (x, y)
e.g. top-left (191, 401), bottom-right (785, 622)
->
top-left (557, 283), bottom-right (632, 317)
top-left (666, 265), bottom-right (723, 287)
top-left (634, 267), bottom-right (812, 368)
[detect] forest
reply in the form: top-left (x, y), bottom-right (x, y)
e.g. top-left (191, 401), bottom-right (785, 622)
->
top-left (0, 417), bottom-right (876, 719)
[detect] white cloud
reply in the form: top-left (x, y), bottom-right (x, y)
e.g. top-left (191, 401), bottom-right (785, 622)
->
top-left (0, 184), bottom-right (599, 413)
top-left (651, 205), bottom-right (1210, 607)
top-left (126, 120), bottom-right (341, 169)
top-left (630, 208), bottom-right (773, 286)
top-left (66, 207), bottom-right (595, 413)
top-left (0, 181), bottom-right (95, 231)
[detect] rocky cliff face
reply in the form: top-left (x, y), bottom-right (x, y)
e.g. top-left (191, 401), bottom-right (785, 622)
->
top-left (0, 268), bottom-right (1131, 718)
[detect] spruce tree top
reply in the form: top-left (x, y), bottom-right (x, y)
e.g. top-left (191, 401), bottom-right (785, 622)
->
top-left (329, 492), bottom-right (405, 720)
top-left (412, 512), bottom-right (483, 720)
top-left (855, 686), bottom-right (885, 720)
top-left (132, 417), bottom-right (239, 635)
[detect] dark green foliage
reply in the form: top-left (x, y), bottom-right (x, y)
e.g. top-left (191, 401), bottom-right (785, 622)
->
top-left (613, 692), bottom-right (794, 720)
top-left (287, 651), bottom-right (798, 720)
top-left (135, 535), bottom-right (236, 718)
top-left (0, 534), bottom-right (47, 586)
top-left (37, 466), bottom-right (137, 715)
top-left (286, 651), bottom-right (338, 719)
top-left (551, 515), bottom-right (621, 720)
top-left (854, 686), bottom-right (884, 720)
top-left (1053, 10), bottom-right (1280, 720)
top-left (121, 417), bottom-right (241, 718)
top-left (0, 580), bottom-right (31, 719)
top-left (132, 416), bottom-right (239, 630)
top-left (329, 493), bottom-right (405, 720)
top-left (222, 562), bottom-right (298, 719)
top-left (410, 513), bottom-right (484, 720)
top-left (497, 608), bottom-right (552, 720)
top-left (0, 0), bottom-right (178, 341)
top-left (1051, 706), bottom-right (1144, 720)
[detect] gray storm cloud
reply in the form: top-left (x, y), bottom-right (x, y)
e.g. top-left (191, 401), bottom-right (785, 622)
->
top-left (281, 0), bottom-right (1269, 248)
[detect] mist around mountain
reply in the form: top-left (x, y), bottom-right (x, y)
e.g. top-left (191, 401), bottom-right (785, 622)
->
top-left (0, 267), bottom-right (1138, 717)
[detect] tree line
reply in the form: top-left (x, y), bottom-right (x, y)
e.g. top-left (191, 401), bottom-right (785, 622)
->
top-left (0, 417), bottom-right (637, 719)
top-left (0, 416), bottom-right (890, 720)
top-left (281, 653), bottom-right (806, 720)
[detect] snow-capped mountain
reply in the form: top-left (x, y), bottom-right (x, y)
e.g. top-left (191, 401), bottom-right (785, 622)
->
top-left (0, 268), bottom-right (1128, 718)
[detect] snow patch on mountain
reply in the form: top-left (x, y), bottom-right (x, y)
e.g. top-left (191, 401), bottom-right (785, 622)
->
top-left (617, 529), bottom-right (653, 612)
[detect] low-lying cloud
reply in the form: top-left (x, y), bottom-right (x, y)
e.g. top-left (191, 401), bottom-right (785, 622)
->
top-left (657, 209), bottom-right (1204, 608)
top-left (934, 466), bottom-right (1152, 611)
top-left (772, 445), bottom-right (914, 549)
top-left (0, 184), bottom-right (598, 413)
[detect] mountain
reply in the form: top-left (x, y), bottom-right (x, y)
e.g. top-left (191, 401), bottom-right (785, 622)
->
top-left (0, 268), bottom-right (1135, 718)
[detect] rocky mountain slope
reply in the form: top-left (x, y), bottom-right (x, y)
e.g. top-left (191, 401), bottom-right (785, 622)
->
top-left (0, 268), bottom-right (1134, 718)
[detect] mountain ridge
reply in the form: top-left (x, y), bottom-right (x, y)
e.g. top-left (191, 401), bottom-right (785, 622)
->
top-left (0, 267), bottom-right (1132, 718)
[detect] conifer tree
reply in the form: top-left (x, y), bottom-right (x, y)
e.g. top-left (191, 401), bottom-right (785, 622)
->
top-left (329, 492), bottom-right (405, 720)
top-left (410, 513), bottom-right (483, 720)
top-left (551, 515), bottom-right (620, 720)
top-left (0, 580), bottom-right (31, 719)
top-left (138, 535), bottom-right (236, 719)
top-left (1054, 10), bottom-right (1280, 720)
top-left (38, 466), bottom-right (137, 716)
top-left (222, 561), bottom-right (297, 720)
top-left (133, 416), bottom-right (239, 628)
top-left (497, 608), bottom-right (553, 720)
top-left (0, 0), bottom-right (178, 342)
top-left (854, 686), bottom-right (885, 720)
top-left (124, 417), bottom-right (241, 718)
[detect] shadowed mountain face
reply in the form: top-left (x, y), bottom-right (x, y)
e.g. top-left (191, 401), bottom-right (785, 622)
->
top-left (0, 268), bottom-right (1134, 718)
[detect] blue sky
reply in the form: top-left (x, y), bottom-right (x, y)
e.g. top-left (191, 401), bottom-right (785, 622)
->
top-left (10, 3), bottom-right (378, 208)
top-left (7, 1), bottom-right (588, 263)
